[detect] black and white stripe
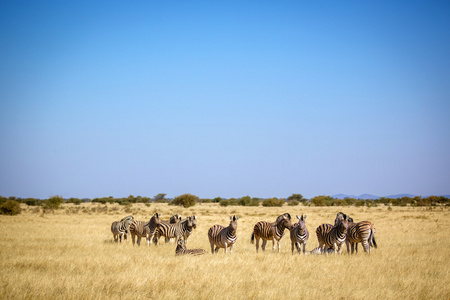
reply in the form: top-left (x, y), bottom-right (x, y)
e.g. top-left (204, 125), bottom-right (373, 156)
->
top-left (318, 213), bottom-right (349, 254)
top-left (111, 215), bottom-right (134, 243)
top-left (251, 213), bottom-right (292, 253)
top-left (208, 215), bottom-right (239, 254)
top-left (175, 239), bottom-right (206, 256)
top-left (346, 220), bottom-right (377, 254)
top-left (154, 216), bottom-right (189, 244)
top-left (290, 214), bottom-right (309, 254)
top-left (129, 213), bottom-right (161, 246)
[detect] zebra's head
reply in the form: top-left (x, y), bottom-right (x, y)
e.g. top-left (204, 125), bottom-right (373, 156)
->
top-left (334, 212), bottom-right (346, 226)
top-left (229, 215), bottom-right (239, 232)
top-left (337, 213), bottom-right (349, 232)
top-left (277, 213), bottom-right (293, 230)
top-left (151, 213), bottom-right (161, 227)
top-left (296, 214), bottom-right (307, 233)
top-left (191, 215), bottom-right (198, 229)
top-left (185, 216), bottom-right (194, 232)
top-left (176, 238), bottom-right (186, 250)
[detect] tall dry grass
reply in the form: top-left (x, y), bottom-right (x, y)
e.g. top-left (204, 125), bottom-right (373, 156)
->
top-left (1, 203), bottom-right (449, 299)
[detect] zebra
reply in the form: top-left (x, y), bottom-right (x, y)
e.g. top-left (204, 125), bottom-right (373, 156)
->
top-left (305, 247), bottom-right (335, 255)
top-left (181, 216), bottom-right (197, 243)
top-left (318, 213), bottom-right (349, 254)
top-left (346, 220), bottom-right (377, 254)
top-left (251, 213), bottom-right (292, 253)
top-left (175, 239), bottom-right (207, 256)
top-left (111, 215), bottom-right (134, 243)
top-left (154, 216), bottom-right (192, 245)
top-left (129, 213), bottom-right (161, 246)
top-left (290, 214), bottom-right (309, 254)
top-left (208, 215), bottom-right (239, 254)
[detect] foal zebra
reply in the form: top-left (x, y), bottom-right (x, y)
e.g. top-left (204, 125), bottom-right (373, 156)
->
top-left (208, 215), bottom-right (239, 254)
top-left (111, 215), bottom-right (134, 243)
top-left (181, 216), bottom-right (197, 243)
top-left (305, 246), bottom-right (335, 255)
top-left (251, 213), bottom-right (292, 253)
top-left (175, 239), bottom-right (206, 256)
top-left (317, 213), bottom-right (349, 254)
top-left (346, 220), bottom-right (377, 254)
top-left (129, 213), bottom-right (161, 246)
top-left (290, 214), bottom-right (309, 254)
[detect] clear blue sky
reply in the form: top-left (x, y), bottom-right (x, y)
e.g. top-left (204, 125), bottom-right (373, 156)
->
top-left (1, 1), bottom-right (449, 199)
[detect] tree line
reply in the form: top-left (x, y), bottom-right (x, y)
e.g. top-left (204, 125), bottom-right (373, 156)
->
top-left (1, 193), bottom-right (449, 215)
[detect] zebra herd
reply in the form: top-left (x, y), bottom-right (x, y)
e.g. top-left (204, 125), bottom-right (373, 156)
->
top-left (110, 211), bottom-right (377, 256)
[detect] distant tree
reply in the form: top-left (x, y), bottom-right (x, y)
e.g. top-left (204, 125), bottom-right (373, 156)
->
top-left (153, 193), bottom-right (169, 203)
top-left (287, 194), bottom-right (304, 202)
top-left (43, 195), bottom-right (64, 210)
top-left (65, 198), bottom-right (82, 205)
top-left (212, 197), bottom-right (223, 203)
top-left (169, 194), bottom-right (198, 208)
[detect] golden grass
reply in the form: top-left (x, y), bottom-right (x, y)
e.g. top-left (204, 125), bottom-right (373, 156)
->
top-left (1, 203), bottom-right (449, 299)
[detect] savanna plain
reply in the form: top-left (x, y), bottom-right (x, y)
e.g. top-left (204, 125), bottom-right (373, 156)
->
top-left (1, 203), bottom-right (449, 300)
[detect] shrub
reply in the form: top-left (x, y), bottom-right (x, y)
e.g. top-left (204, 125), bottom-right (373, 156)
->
top-left (0, 200), bottom-right (21, 215)
top-left (170, 194), bottom-right (198, 208)
top-left (288, 200), bottom-right (299, 206)
top-left (43, 195), bottom-right (64, 210)
top-left (238, 196), bottom-right (260, 206)
top-left (262, 198), bottom-right (285, 207)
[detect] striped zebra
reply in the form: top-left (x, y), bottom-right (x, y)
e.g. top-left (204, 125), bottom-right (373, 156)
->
top-left (318, 213), bottom-right (349, 254)
top-left (290, 214), bottom-right (309, 254)
top-left (182, 216), bottom-right (197, 243)
top-left (346, 220), bottom-right (377, 254)
top-left (316, 223), bottom-right (333, 250)
top-left (111, 215), bottom-right (134, 243)
top-left (251, 213), bottom-right (292, 253)
top-left (155, 216), bottom-right (194, 245)
top-left (208, 215), bottom-right (239, 254)
top-left (129, 213), bottom-right (161, 246)
top-left (175, 239), bottom-right (207, 256)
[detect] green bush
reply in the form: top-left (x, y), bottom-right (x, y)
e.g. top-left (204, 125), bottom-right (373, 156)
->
top-left (262, 198), bottom-right (285, 207)
top-left (287, 200), bottom-right (299, 206)
top-left (43, 195), bottom-right (64, 210)
top-left (170, 194), bottom-right (198, 208)
top-left (238, 196), bottom-right (260, 206)
top-left (0, 200), bottom-right (21, 215)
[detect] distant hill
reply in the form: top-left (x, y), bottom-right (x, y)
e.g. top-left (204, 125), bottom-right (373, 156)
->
top-left (332, 193), bottom-right (449, 200)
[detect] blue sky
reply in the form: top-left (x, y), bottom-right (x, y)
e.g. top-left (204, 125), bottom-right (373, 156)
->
top-left (1, 1), bottom-right (449, 199)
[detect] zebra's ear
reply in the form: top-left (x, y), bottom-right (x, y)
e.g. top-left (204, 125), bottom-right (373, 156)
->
top-left (233, 215), bottom-right (239, 221)
top-left (296, 215), bottom-right (300, 220)
top-left (303, 215), bottom-right (307, 220)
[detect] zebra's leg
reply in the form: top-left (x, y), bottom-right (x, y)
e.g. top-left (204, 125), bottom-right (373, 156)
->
top-left (362, 239), bottom-right (370, 254)
top-left (261, 239), bottom-right (267, 252)
top-left (355, 243), bottom-right (359, 254)
top-left (276, 239), bottom-right (281, 253)
top-left (255, 237), bottom-right (260, 253)
top-left (131, 234), bottom-right (136, 246)
top-left (224, 243), bottom-right (228, 254)
top-left (113, 234), bottom-right (118, 243)
top-left (291, 242), bottom-right (295, 254)
top-left (210, 242), bottom-right (215, 254)
top-left (346, 240), bottom-right (350, 254)
top-left (351, 242), bottom-right (355, 254)
top-left (214, 246), bottom-right (220, 253)
top-left (137, 237), bottom-right (141, 246)
top-left (302, 242), bottom-right (306, 254)
top-left (229, 243), bottom-right (234, 254)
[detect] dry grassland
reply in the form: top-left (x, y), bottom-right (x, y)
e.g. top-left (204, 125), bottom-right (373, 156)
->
top-left (1, 203), bottom-right (449, 299)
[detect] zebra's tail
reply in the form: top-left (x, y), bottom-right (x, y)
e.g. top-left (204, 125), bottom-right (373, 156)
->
top-left (369, 228), bottom-right (378, 249)
top-left (251, 232), bottom-right (255, 244)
